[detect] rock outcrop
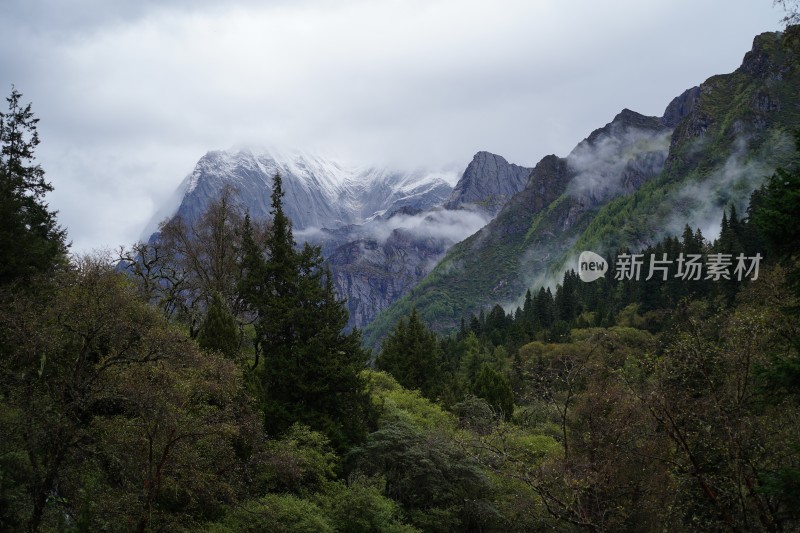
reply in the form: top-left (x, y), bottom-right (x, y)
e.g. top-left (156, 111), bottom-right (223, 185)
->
top-left (444, 152), bottom-right (532, 215)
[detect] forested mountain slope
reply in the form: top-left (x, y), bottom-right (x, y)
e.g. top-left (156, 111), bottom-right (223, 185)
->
top-left (365, 26), bottom-right (800, 347)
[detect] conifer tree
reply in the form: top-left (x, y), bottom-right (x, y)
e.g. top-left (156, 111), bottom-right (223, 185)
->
top-left (534, 286), bottom-right (555, 330)
top-left (376, 308), bottom-right (443, 399)
top-left (0, 88), bottom-right (67, 284)
top-left (238, 173), bottom-right (372, 449)
top-left (197, 292), bottom-right (240, 358)
top-left (754, 131), bottom-right (800, 263)
top-left (473, 363), bottom-right (514, 420)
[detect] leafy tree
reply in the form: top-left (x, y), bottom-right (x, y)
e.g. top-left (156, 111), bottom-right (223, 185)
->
top-left (0, 88), bottom-right (67, 285)
top-left (621, 276), bottom-right (800, 531)
top-left (117, 186), bottom-right (263, 337)
top-left (775, 0), bottom-right (800, 26)
top-left (239, 173), bottom-right (373, 449)
top-left (157, 185), bottom-right (247, 335)
top-left (350, 417), bottom-right (494, 532)
top-left (0, 256), bottom-right (261, 531)
top-left (207, 493), bottom-right (335, 533)
top-left (313, 476), bottom-right (419, 533)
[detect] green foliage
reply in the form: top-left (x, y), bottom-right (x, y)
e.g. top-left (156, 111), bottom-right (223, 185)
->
top-left (0, 256), bottom-right (265, 532)
top-left (197, 292), bottom-right (240, 358)
top-left (357, 370), bottom-right (500, 532)
top-left (0, 88), bottom-right (67, 285)
top-left (239, 173), bottom-right (374, 449)
top-left (349, 416), bottom-right (495, 533)
top-left (364, 370), bottom-right (454, 431)
top-left (261, 423), bottom-right (338, 494)
top-left (313, 476), bottom-right (419, 533)
top-left (753, 130), bottom-right (800, 299)
top-left (376, 308), bottom-right (444, 399)
top-left (473, 363), bottom-right (514, 420)
top-left (207, 493), bottom-right (335, 533)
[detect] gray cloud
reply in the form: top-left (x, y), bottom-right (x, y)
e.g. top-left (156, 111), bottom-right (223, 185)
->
top-left (663, 136), bottom-right (785, 243)
top-left (0, 0), bottom-right (782, 252)
top-left (370, 208), bottom-right (490, 244)
top-left (298, 206), bottom-right (490, 248)
top-left (566, 127), bottom-right (672, 204)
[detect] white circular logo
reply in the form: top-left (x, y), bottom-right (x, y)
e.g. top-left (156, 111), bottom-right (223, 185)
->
top-left (578, 251), bottom-right (608, 282)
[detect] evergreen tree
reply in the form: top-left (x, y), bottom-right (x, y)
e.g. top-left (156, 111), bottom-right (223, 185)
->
top-left (239, 173), bottom-right (372, 449)
top-left (554, 270), bottom-right (579, 323)
top-left (376, 308), bottom-right (443, 399)
top-left (534, 287), bottom-right (555, 330)
top-left (469, 314), bottom-right (482, 336)
top-left (485, 304), bottom-right (509, 346)
top-left (472, 363), bottom-right (514, 420)
top-left (458, 331), bottom-right (488, 393)
top-left (197, 292), bottom-right (240, 358)
top-left (0, 88), bottom-right (67, 285)
top-left (754, 132), bottom-right (800, 262)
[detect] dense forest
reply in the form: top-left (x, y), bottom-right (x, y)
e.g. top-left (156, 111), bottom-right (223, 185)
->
top-left (2, 85), bottom-right (800, 533)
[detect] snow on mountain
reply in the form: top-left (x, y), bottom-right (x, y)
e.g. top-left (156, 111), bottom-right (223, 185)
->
top-left (142, 146), bottom-right (525, 332)
top-left (144, 147), bottom-right (457, 239)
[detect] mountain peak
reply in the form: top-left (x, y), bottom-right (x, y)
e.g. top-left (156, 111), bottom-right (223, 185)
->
top-left (581, 109), bottom-right (664, 148)
top-left (444, 151), bottom-right (532, 214)
top-left (148, 148), bottom-right (456, 236)
top-left (661, 87), bottom-right (701, 128)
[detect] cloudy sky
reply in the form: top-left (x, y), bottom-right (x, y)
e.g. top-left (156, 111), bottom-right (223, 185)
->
top-left (1, 0), bottom-right (784, 253)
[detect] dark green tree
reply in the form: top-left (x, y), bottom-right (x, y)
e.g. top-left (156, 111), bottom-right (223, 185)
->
top-left (472, 363), bottom-right (514, 420)
top-left (376, 308), bottom-right (443, 399)
top-left (239, 173), bottom-right (373, 449)
top-left (533, 286), bottom-right (555, 330)
top-left (0, 88), bottom-right (67, 285)
top-left (754, 133), bottom-right (800, 263)
top-left (555, 270), bottom-right (581, 324)
top-left (197, 292), bottom-right (240, 358)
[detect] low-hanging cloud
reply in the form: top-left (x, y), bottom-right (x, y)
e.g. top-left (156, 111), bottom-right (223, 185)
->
top-left (299, 206), bottom-right (491, 252)
top-left (663, 136), bottom-right (782, 243)
top-left (369, 208), bottom-right (491, 244)
top-left (566, 127), bottom-right (672, 205)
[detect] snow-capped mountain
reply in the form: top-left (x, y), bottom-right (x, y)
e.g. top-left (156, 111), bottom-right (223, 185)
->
top-left (143, 148), bottom-right (456, 237)
top-left (144, 146), bottom-right (532, 331)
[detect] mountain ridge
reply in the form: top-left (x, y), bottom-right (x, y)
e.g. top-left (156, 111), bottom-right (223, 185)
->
top-left (364, 26), bottom-right (800, 347)
top-left (443, 151), bottom-right (532, 214)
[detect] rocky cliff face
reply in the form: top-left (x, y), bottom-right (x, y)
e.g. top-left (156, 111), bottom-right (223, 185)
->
top-left (661, 86), bottom-right (701, 128)
top-left (324, 148), bottom-right (535, 329)
top-left (317, 205), bottom-right (490, 330)
top-left (327, 228), bottom-right (449, 330)
top-left (444, 152), bottom-right (532, 215)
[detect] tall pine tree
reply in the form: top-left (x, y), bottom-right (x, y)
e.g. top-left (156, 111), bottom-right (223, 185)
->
top-left (238, 173), bottom-right (373, 449)
top-left (0, 88), bottom-right (67, 285)
top-left (376, 308), bottom-right (443, 399)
